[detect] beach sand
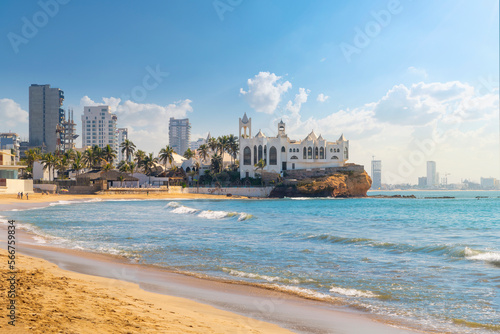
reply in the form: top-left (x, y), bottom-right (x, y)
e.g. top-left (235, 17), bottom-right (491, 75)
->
top-left (0, 249), bottom-right (293, 334)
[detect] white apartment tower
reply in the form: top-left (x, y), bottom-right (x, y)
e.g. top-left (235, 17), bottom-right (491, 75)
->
top-left (117, 128), bottom-right (128, 162)
top-left (371, 159), bottom-right (382, 189)
top-left (81, 106), bottom-right (118, 153)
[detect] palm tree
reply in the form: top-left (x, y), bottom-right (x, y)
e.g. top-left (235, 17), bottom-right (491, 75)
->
top-left (194, 161), bottom-right (201, 190)
top-left (207, 137), bottom-right (218, 154)
top-left (103, 145), bottom-right (117, 165)
top-left (134, 150), bottom-right (146, 166)
top-left (118, 175), bottom-right (125, 187)
top-left (218, 135), bottom-right (229, 156)
top-left (23, 148), bottom-right (41, 178)
top-left (102, 162), bottom-right (113, 172)
top-left (197, 144), bottom-right (209, 163)
top-left (40, 153), bottom-right (57, 180)
top-left (128, 161), bottom-right (137, 174)
top-left (254, 159), bottom-right (266, 186)
top-left (72, 152), bottom-right (85, 176)
top-left (183, 148), bottom-right (195, 160)
top-left (210, 154), bottom-right (223, 174)
top-left (120, 139), bottom-right (136, 162)
top-left (158, 146), bottom-right (174, 173)
top-left (140, 153), bottom-right (158, 185)
top-left (227, 134), bottom-right (239, 167)
top-left (56, 154), bottom-right (70, 179)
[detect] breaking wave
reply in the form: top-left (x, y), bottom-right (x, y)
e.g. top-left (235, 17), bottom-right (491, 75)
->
top-left (329, 286), bottom-right (380, 298)
top-left (464, 247), bottom-right (500, 267)
top-left (166, 202), bottom-right (253, 221)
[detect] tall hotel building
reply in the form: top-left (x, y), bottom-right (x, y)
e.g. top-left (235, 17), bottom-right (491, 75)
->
top-left (169, 118), bottom-right (191, 154)
top-left (29, 84), bottom-right (65, 153)
top-left (427, 161), bottom-right (437, 187)
top-left (371, 159), bottom-right (382, 189)
top-left (117, 128), bottom-right (128, 162)
top-left (81, 106), bottom-right (118, 154)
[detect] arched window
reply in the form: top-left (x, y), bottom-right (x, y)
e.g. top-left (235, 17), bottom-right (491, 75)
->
top-left (332, 156), bottom-right (338, 159)
top-left (258, 145), bottom-right (263, 162)
top-left (269, 147), bottom-right (277, 165)
top-left (308, 147), bottom-right (312, 159)
top-left (282, 146), bottom-right (286, 152)
top-left (314, 147), bottom-right (318, 159)
top-left (344, 147), bottom-right (348, 159)
top-left (330, 148), bottom-right (333, 153)
top-left (290, 155), bottom-right (298, 159)
top-left (244, 146), bottom-right (251, 165)
top-left (264, 145), bottom-right (267, 164)
top-left (303, 147), bottom-right (307, 159)
top-left (320, 147), bottom-right (324, 159)
top-left (289, 148), bottom-right (292, 152)
top-left (254, 146), bottom-right (257, 165)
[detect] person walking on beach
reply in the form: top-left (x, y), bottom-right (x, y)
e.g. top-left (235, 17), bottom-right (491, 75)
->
top-left (17, 192), bottom-right (20, 199)
top-left (26, 193), bottom-right (29, 200)
top-left (20, 192), bottom-right (23, 199)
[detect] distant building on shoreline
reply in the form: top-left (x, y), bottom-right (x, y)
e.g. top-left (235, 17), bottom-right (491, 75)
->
top-left (189, 137), bottom-right (207, 151)
top-left (117, 128), bottom-right (128, 162)
top-left (81, 106), bottom-right (118, 154)
top-left (238, 113), bottom-right (349, 178)
top-left (427, 161), bottom-right (437, 187)
top-left (371, 159), bottom-right (381, 189)
top-left (169, 118), bottom-right (191, 155)
top-left (29, 84), bottom-right (65, 153)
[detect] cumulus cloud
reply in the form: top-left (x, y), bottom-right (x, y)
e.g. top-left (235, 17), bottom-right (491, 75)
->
top-left (286, 88), bottom-right (309, 115)
top-left (407, 66), bottom-right (428, 78)
top-left (240, 72), bottom-right (292, 114)
top-left (317, 93), bottom-right (329, 102)
top-left (79, 96), bottom-right (193, 153)
top-left (0, 98), bottom-right (28, 135)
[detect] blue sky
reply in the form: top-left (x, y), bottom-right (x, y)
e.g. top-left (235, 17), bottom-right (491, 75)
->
top-left (0, 0), bottom-right (498, 183)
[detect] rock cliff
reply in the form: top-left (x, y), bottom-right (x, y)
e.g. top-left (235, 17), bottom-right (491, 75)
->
top-left (269, 171), bottom-right (372, 198)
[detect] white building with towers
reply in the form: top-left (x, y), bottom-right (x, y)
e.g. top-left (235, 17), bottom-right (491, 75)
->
top-left (81, 106), bottom-right (118, 154)
top-left (238, 113), bottom-right (349, 178)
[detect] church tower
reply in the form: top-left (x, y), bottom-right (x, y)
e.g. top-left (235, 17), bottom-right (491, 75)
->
top-left (239, 113), bottom-right (251, 139)
top-left (278, 119), bottom-right (286, 137)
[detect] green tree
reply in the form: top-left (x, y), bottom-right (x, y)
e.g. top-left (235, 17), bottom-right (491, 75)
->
top-left (183, 148), bottom-right (195, 160)
top-left (40, 153), bottom-right (57, 180)
top-left (120, 139), bottom-right (136, 162)
top-left (210, 154), bottom-right (223, 174)
top-left (103, 145), bottom-right (117, 165)
top-left (72, 151), bottom-right (85, 176)
top-left (197, 144), bottom-right (209, 163)
top-left (254, 159), bottom-right (266, 186)
top-left (23, 148), bottom-right (41, 178)
top-left (159, 146), bottom-right (174, 172)
top-left (140, 153), bottom-right (158, 185)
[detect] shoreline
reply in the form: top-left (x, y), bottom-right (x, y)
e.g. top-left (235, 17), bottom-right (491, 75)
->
top-left (0, 193), bottom-right (426, 333)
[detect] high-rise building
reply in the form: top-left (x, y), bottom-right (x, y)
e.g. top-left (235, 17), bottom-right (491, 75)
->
top-left (427, 161), bottom-right (437, 187)
top-left (117, 128), bottom-right (128, 162)
top-left (371, 159), bottom-right (382, 189)
top-left (169, 118), bottom-right (191, 154)
top-left (0, 133), bottom-right (20, 161)
top-left (29, 84), bottom-right (65, 153)
top-left (81, 106), bottom-right (118, 155)
top-left (189, 137), bottom-right (206, 151)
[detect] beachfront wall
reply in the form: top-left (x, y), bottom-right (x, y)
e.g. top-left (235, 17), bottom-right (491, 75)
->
top-left (184, 186), bottom-right (274, 197)
top-left (0, 179), bottom-right (33, 194)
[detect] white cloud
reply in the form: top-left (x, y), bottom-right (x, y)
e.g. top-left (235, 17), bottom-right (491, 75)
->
top-left (286, 88), bottom-right (309, 115)
top-left (79, 96), bottom-right (193, 154)
top-left (240, 72), bottom-right (292, 114)
top-left (317, 93), bottom-right (329, 102)
top-left (0, 98), bottom-right (28, 135)
top-left (407, 66), bottom-right (428, 78)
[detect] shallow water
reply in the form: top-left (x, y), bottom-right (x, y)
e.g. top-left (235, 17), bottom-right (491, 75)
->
top-left (2, 191), bottom-right (499, 333)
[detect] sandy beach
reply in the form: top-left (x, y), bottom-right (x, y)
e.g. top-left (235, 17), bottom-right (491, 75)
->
top-left (0, 193), bottom-right (424, 334)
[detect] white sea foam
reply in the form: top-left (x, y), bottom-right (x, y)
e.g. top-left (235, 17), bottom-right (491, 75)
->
top-left (237, 213), bottom-right (254, 221)
top-left (166, 201), bottom-right (181, 208)
top-left (172, 206), bottom-right (198, 214)
top-left (223, 268), bottom-right (300, 284)
top-left (329, 286), bottom-right (379, 298)
top-left (274, 285), bottom-right (332, 300)
top-left (464, 247), bottom-right (500, 265)
top-left (198, 210), bottom-right (234, 219)
top-left (32, 236), bottom-right (47, 244)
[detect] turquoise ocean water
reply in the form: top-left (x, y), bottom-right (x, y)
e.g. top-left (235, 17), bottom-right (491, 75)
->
top-left (2, 191), bottom-right (499, 333)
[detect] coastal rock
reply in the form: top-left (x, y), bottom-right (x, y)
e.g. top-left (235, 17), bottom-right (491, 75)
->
top-left (270, 171), bottom-right (372, 198)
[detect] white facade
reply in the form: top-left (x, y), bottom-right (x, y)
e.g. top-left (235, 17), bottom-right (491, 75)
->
top-left (238, 113), bottom-right (349, 178)
top-left (81, 106), bottom-right (118, 154)
top-left (427, 161), bottom-right (437, 187)
top-left (371, 160), bottom-right (382, 189)
top-left (169, 118), bottom-right (191, 155)
top-left (117, 128), bottom-right (128, 162)
top-left (189, 137), bottom-right (206, 151)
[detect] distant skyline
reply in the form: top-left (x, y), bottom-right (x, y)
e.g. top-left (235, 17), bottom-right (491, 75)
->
top-left (0, 0), bottom-right (498, 184)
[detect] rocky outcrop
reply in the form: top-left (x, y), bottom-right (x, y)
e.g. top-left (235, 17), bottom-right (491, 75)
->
top-left (269, 171), bottom-right (372, 198)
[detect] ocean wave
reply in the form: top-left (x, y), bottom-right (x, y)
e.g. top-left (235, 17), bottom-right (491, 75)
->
top-left (329, 286), bottom-right (379, 298)
top-left (172, 206), bottom-right (199, 214)
top-left (269, 285), bottom-right (333, 301)
top-left (48, 198), bottom-right (102, 207)
top-left (165, 201), bottom-right (181, 208)
top-left (198, 210), bottom-right (236, 219)
top-left (237, 213), bottom-right (253, 221)
top-left (464, 247), bottom-right (500, 266)
top-left (223, 268), bottom-right (300, 284)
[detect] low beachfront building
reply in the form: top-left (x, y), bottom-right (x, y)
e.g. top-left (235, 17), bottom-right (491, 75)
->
top-left (0, 150), bottom-right (33, 194)
top-left (238, 113), bottom-right (349, 178)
